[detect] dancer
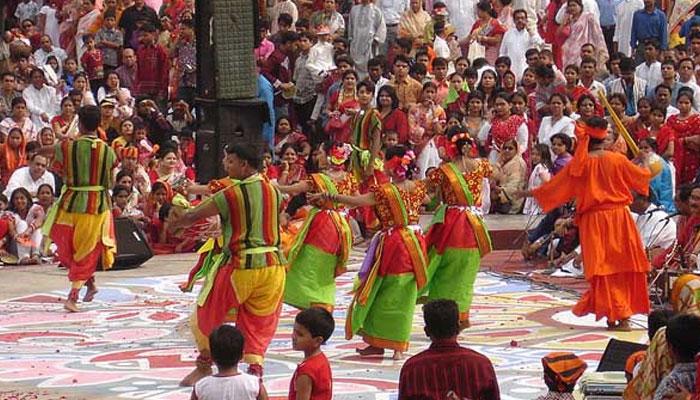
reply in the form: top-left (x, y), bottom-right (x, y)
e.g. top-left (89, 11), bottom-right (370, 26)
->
top-left (170, 144), bottom-right (286, 384)
top-left (311, 145), bottom-right (428, 360)
top-left (424, 127), bottom-right (493, 329)
top-left (517, 117), bottom-right (651, 331)
top-left (279, 142), bottom-right (358, 312)
top-left (40, 105), bottom-right (117, 313)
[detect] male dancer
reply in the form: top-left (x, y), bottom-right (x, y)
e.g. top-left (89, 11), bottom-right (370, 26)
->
top-left (170, 144), bottom-right (286, 385)
top-left (518, 117), bottom-right (651, 331)
top-left (41, 105), bottom-right (117, 313)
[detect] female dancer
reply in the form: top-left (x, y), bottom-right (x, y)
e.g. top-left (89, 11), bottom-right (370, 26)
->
top-left (279, 143), bottom-right (358, 312)
top-left (424, 128), bottom-right (492, 329)
top-left (311, 145), bottom-right (428, 360)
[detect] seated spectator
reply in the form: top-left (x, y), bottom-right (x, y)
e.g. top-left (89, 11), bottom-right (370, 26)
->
top-left (111, 184), bottom-right (147, 229)
top-left (7, 187), bottom-right (44, 265)
top-left (277, 143), bottom-right (307, 186)
top-left (0, 127), bottom-right (27, 186)
top-left (535, 352), bottom-right (588, 400)
top-left (115, 170), bottom-right (142, 211)
top-left (50, 97), bottom-right (78, 140)
top-left (0, 194), bottom-right (12, 258)
top-left (72, 73), bottom-right (97, 106)
top-left (115, 48), bottom-right (137, 91)
top-left (114, 146), bottom-right (151, 197)
top-left (99, 98), bottom-right (120, 141)
top-left (654, 313), bottom-right (700, 400)
top-left (96, 71), bottom-right (134, 119)
top-left (0, 97), bottom-right (36, 140)
top-left (0, 72), bottom-right (23, 120)
top-left (148, 146), bottom-right (194, 189)
top-left (3, 153), bottom-right (55, 200)
top-left (491, 139), bottom-right (527, 214)
top-left (112, 118), bottom-right (135, 151)
top-left (398, 299), bottom-right (500, 399)
top-left (166, 99), bottom-right (193, 135)
top-left (135, 97), bottom-right (172, 146)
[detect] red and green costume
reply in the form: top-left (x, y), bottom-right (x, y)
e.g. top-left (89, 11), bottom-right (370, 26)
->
top-left (284, 173), bottom-right (356, 311)
top-left (346, 182), bottom-right (428, 352)
top-left (43, 136), bottom-right (117, 300)
top-left (181, 174), bottom-right (286, 367)
top-left (425, 161), bottom-right (493, 323)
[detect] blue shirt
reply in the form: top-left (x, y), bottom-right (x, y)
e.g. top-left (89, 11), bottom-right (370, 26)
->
top-left (598, 0), bottom-right (622, 27)
top-left (680, 15), bottom-right (700, 38)
top-left (257, 74), bottom-right (275, 150)
top-left (630, 8), bottom-right (669, 50)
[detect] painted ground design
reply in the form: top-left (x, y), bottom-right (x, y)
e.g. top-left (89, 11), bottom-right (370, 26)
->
top-left (0, 249), bottom-right (648, 400)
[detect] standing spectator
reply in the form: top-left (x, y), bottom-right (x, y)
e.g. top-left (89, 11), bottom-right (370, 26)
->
top-left (96, 9), bottom-right (124, 76)
top-left (80, 34), bottom-right (105, 95)
top-left (378, 0), bottom-right (408, 54)
top-left (171, 18), bottom-right (196, 106)
top-left (270, 0), bottom-right (299, 34)
top-left (535, 352), bottom-right (588, 400)
top-left (135, 24), bottom-right (169, 105)
top-left (119, 0), bottom-right (160, 49)
top-left (33, 35), bottom-right (67, 70)
top-left (116, 48), bottom-right (138, 90)
top-left (398, 0), bottom-right (431, 48)
top-left (269, 13), bottom-right (295, 47)
top-left (468, 1), bottom-right (507, 65)
top-left (292, 31), bottom-right (317, 134)
top-left (630, 0), bottom-right (668, 63)
top-left (613, 0), bottom-right (643, 57)
top-left (598, 0), bottom-right (617, 55)
top-left (348, 0), bottom-right (387, 78)
top-left (0, 73), bottom-right (22, 121)
top-left (261, 31), bottom-right (298, 119)
top-left (636, 39), bottom-right (662, 94)
top-left (500, 9), bottom-right (542, 81)
top-left (37, 0), bottom-right (61, 46)
top-left (15, 0), bottom-right (40, 24)
top-left (559, 0), bottom-right (609, 69)
top-left (608, 57), bottom-right (647, 116)
top-left (579, 56), bottom-right (607, 98)
top-left (75, 0), bottom-right (102, 67)
top-left (310, 0), bottom-right (346, 37)
top-left (398, 300), bottom-right (500, 399)
top-left (389, 54), bottom-right (422, 110)
top-left (22, 68), bottom-right (59, 132)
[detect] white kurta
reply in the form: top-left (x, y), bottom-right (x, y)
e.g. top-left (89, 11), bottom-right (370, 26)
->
top-left (270, 0), bottom-right (299, 34)
top-left (22, 85), bottom-right (59, 131)
top-left (537, 115), bottom-right (576, 146)
top-left (613, 0), bottom-right (644, 57)
top-left (633, 205), bottom-right (676, 250)
top-left (306, 41), bottom-right (335, 81)
top-left (499, 27), bottom-right (542, 80)
top-left (636, 61), bottom-right (662, 92)
top-left (443, 0), bottom-right (476, 39)
top-left (348, 4), bottom-right (387, 77)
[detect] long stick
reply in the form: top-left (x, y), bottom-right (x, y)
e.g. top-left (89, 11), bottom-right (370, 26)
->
top-left (597, 91), bottom-right (639, 156)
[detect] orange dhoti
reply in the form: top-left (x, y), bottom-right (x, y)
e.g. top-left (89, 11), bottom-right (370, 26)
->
top-left (572, 207), bottom-right (650, 321)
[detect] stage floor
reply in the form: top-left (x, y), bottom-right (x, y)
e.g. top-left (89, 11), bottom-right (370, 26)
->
top-left (0, 248), bottom-right (647, 400)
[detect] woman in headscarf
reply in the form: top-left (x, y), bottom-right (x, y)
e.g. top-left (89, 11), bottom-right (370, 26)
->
top-left (517, 117), bottom-right (651, 331)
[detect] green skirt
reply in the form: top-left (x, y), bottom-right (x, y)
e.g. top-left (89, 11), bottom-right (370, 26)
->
top-left (283, 244), bottom-right (338, 310)
top-left (424, 247), bottom-right (481, 320)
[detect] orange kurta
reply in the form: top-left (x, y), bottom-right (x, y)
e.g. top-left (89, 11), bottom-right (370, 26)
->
top-left (532, 151), bottom-right (651, 322)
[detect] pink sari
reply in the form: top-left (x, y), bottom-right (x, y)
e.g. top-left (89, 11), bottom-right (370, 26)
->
top-left (561, 12), bottom-right (609, 68)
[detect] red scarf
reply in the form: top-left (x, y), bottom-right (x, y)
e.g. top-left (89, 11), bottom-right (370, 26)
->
top-left (489, 115), bottom-right (524, 149)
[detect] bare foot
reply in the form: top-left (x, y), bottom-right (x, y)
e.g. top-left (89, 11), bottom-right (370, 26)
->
top-left (64, 299), bottom-right (79, 313)
top-left (179, 365), bottom-right (212, 387)
top-left (356, 345), bottom-right (385, 356)
top-left (392, 350), bottom-right (405, 360)
top-left (83, 286), bottom-right (98, 302)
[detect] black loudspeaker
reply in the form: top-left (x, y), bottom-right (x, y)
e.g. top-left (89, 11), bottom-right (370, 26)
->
top-left (596, 338), bottom-right (648, 372)
top-left (111, 217), bottom-right (153, 270)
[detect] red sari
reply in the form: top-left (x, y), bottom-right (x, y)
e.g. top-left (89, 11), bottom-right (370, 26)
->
top-left (668, 114), bottom-right (700, 184)
top-left (635, 126), bottom-right (675, 155)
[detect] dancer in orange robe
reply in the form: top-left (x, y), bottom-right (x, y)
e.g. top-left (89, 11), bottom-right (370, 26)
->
top-left (519, 117), bottom-right (651, 331)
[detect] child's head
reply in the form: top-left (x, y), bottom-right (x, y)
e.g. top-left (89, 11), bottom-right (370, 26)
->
top-left (209, 325), bottom-right (245, 370)
top-left (139, 24), bottom-right (157, 45)
top-left (495, 56), bottom-right (511, 77)
top-left (64, 58), bottom-right (78, 73)
top-left (421, 81), bottom-right (437, 103)
top-left (510, 91), bottom-right (527, 115)
top-left (7, 128), bottom-right (24, 149)
top-left (532, 143), bottom-right (552, 168)
top-left (116, 170), bottom-right (134, 191)
top-left (0, 194), bottom-right (8, 211)
top-left (10, 187), bottom-right (31, 212)
top-left (448, 72), bottom-right (465, 90)
top-left (383, 130), bottom-right (399, 148)
top-left (151, 182), bottom-right (169, 204)
top-left (292, 307), bottom-right (335, 352)
top-left (103, 9), bottom-right (117, 28)
top-left (410, 62), bottom-right (427, 83)
top-left (666, 313), bottom-right (700, 363)
top-left (83, 33), bottom-right (95, 49)
top-left (11, 97), bottom-right (27, 119)
top-left (465, 67), bottom-right (478, 90)
top-left (564, 64), bottom-right (579, 85)
top-left (432, 57), bottom-right (448, 81)
top-left (649, 104), bottom-right (667, 127)
top-left (550, 133), bottom-right (572, 156)
top-left (112, 184), bottom-right (130, 208)
top-left (647, 308), bottom-right (674, 340)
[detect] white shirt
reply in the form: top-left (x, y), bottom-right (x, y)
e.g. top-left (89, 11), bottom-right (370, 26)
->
top-left (444, 0), bottom-right (476, 39)
top-left (433, 35), bottom-right (451, 60)
top-left (4, 166), bottom-right (56, 200)
top-left (499, 27), bottom-right (542, 80)
top-left (39, 5), bottom-right (61, 46)
top-left (636, 61), bottom-right (662, 92)
top-left (665, 105), bottom-right (680, 119)
top-left (556, 0), bottom-right (600, 24)
top-left (194, 374), bottom-right (260, 400)
top-left (538, 115), bottom-right (576, 147)
top-left (633, 204), bottom-right (676, 251)
top-left (613, 0), bottom-right (644, 57)
top-left (306, 41), bottom-right (335, 81)
top-left (269, 0), bottom-right (298, 34)
top-left (582, 79), bottom-right (608, 98)
top-left (379, 0), bottom-right (409, 25)
top-left (22, 84), bottom-right (59, 130)
top-left (33, 46), bottom-right (67, 68)
top-left (371, 76), bottom-right (390, 107)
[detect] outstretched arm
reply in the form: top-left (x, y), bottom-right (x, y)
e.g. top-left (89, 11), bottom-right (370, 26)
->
top-left (169, 199), bottom-right (218, 232)
top-left (276, 180), bottom-right (312, 196)
top-left (309, 192), bottom-right (376, 207)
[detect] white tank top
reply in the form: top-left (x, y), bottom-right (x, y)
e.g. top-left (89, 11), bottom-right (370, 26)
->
top-left (194, 373), bottom-right (260, 400)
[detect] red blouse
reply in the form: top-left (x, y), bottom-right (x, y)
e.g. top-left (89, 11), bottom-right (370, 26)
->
top-left (380, 108), bottom-right (410, 145)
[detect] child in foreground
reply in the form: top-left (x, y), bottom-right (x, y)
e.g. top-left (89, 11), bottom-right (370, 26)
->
top-left (289, 307), bottom-right (335, 400)
top-left (192, 325), bottom-right (268, 400)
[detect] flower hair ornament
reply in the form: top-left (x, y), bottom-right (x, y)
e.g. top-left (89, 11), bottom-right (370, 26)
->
top-left (450, 132), bottom-right (472, 144)
top-left (450, 132), bottom-right (478, 158)
top-left (385, 150), bottom-right (417, 179)
top-left (329, 143), bottom-right (352, 167)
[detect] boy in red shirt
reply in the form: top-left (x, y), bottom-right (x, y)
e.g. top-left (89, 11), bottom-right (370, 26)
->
top-left (289, 307), bottom-right (334, 400)
top-left (80, 34), bottom-right (104, 96)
